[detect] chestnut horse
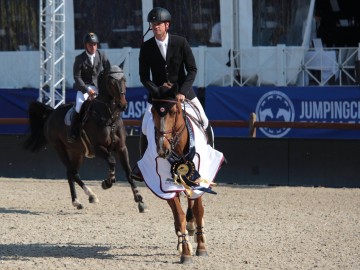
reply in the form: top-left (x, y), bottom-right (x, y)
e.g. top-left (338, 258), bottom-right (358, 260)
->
top-left (23, 65), bottom-right (146, 212)
top-left (143, 89), bottom-right (224, 264)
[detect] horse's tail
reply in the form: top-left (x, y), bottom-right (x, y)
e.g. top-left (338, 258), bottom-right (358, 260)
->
top-left (23, 101), bottom-right (54, 152)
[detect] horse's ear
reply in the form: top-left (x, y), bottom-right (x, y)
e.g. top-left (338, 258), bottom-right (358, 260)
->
top-left (160, 85), bottom-right (177, 100)
top-left (119, 59), bottom-right (125, 70)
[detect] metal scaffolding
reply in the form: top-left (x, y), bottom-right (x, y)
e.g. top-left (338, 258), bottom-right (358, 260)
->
top-left (39, 0), bottom-right (66, 108)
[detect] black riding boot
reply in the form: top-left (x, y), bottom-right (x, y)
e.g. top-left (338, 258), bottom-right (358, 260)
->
top-left (131, 132), bottom-right (148, 181)
top-left (206, 125), bottom-right (214, 148)
top-left (67, 112), bottom-right (79, 143)
top-left (139, 131), bottom-right (148, 158)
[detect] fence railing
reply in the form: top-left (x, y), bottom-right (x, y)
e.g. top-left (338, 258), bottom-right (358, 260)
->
top-left (229, 46), bottom-right (360, 87)
top-left (3, 115), bottom-right (360, 138)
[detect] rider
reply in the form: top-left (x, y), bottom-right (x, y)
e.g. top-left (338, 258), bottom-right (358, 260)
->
top-left (138, 7), bottom-right (214, 157)
top-left (68, 32), bottom-right (111, 143)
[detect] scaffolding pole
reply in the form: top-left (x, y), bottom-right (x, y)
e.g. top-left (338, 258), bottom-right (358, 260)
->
top-left (39, 0), bottom-right (66, 108)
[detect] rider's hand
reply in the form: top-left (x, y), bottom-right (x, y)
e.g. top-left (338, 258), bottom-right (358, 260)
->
top-left (176, 94), bottom-right (185, 102)
top-left (162, 82), bottom-right (173, 89)
top-left (87, 86), bottom-right (96, 99)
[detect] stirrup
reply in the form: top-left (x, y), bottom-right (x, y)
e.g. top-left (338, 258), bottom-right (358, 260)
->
top-left (131, 164), bottom-right (144, 182)
top-left (67, 126), bottom-right (77, 143)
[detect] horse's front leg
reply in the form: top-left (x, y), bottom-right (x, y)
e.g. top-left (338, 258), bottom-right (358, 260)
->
top-left (168, 195), bottom-right (193, 264)
top-left (94, 145), bottom-right (116, 189)
top-left (192, 197), bottom-right (208, 257)
top-left (101, 154), bottom-right (116, 189)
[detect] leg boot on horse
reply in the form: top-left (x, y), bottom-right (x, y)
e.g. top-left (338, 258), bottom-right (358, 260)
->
top-left (168, 196), bottom-right (194, 264)
top-left (67, 111), bottom-right (80, 143)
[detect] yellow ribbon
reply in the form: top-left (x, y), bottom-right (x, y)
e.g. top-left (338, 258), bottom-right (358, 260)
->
top-left (173, 174), bottom-right (215, 198)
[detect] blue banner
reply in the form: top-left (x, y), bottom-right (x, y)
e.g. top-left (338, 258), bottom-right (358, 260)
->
top-left (2, 86), bottom-right (360, 139)
top-left (205, 86), bottom-right (360, 139)
top-left (0, 87), bottom-right (148, 135)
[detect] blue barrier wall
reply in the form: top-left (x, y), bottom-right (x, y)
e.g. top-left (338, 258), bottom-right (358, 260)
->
top-left (2, 86), bottom-right (360, 138)
top-left (205, 86), bottom-right (360, 139)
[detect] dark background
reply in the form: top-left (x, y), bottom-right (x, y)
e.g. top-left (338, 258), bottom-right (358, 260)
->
top-left (1, 134), bottom-right (359, 188)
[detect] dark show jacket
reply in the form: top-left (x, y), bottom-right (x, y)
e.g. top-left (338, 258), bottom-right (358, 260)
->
top-left (139, 34), bottom-right (197, 103)
top-left (73, 50), bottom-right (111, 94)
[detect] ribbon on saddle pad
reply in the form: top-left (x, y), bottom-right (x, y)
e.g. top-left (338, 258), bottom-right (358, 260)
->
top-left (168, 118), bottom-right (217, 197)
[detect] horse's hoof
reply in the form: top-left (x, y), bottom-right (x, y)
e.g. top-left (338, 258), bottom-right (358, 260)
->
top-left (101, 180), bottom-right (112, 189)
top-left (180, 255), bottom-right (193, 264)
top-left (196, 249), bottom-right (208, 257)
top-left (89, 195), bottom-right (99, 204)
top-left (73, 200), bottom-right (83, 210)
top-left (138, 202), bottom-right (148, 213)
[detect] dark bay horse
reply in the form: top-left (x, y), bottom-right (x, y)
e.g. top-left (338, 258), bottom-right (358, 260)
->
top-left (146, 89), bottom-right (224, 264)
top-left (24, 65), bottom-right (146, 212)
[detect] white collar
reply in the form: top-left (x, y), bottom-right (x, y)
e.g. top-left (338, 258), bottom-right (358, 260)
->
top-left (86, 51), bottom-right (96, 58)
top-left (155, 34), bottom-right (169, 46)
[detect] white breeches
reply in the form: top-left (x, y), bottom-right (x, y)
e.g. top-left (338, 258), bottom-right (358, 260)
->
top-left (75, 91), bottom-right (89, 113)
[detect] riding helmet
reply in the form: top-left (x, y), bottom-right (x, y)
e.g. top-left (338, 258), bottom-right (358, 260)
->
top-left (147, 7), bottom-right (171, 23)
top-left (83, 32), bottom-right (99, 44)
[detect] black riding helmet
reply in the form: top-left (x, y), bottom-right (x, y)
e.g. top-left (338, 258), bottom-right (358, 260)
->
top-left (142, 7), bottom-right (171, 42)
top-left (147, 7), bottom-right (171, 23)
top-left (83, 32), bottom-right (99, 45)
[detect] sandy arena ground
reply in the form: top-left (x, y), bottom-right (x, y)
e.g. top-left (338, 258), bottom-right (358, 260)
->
top-left (0, 177), bottom-right (359, 270)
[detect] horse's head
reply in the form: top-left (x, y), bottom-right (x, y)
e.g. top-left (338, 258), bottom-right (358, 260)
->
top-left (151, 88), bottom-right (187, 159)
top-left (100, 65), bottom-right (127, 111)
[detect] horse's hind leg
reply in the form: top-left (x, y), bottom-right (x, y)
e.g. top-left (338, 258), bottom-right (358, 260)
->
top-left (192, 197), bottom-right (208, 257)
top-left (186, 199), bottom-right (196, 236)
top-left (72, 172), bottom-right (99, 206)
top-left (65, 171), bottom-right (81, 209)
top-left (66, 168), bottom-right (99, 209)
top-left (168, 196), bottom-right (193, 264)
top-left (54, 142), bottom-right (98, 209)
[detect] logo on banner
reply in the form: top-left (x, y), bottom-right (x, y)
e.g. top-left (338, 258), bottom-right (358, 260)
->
top-left (255, 91), bottom-right (295, 138)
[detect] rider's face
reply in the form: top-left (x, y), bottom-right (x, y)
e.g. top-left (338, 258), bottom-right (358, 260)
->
top-left (85, 42), bottom-right (97, 54)
top-left (151, 22), bottom-right (169, 40)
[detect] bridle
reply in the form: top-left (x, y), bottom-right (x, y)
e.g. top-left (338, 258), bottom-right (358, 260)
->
top-left (107, 76), bottom-right (126, 99)
top-left (102, 74), bottom-right (127, 114)
top-left (152, 98), bottom-right (187, 155)
top-left (88, 74), bottom-right (127, 126)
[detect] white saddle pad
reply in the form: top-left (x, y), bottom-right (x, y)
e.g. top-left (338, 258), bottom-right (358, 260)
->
top-left (138, 103), bottom-right (224, 200)
top-left (64, 106), bottom-right (75, 126)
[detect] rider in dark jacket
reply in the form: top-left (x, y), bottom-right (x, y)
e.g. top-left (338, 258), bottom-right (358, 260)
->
top-left (131, 7), bottom-right (214, 181)
top-left (139, 7), bottom-right (213, 153)
top-left (68, 32), bottom-right (111, 143)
